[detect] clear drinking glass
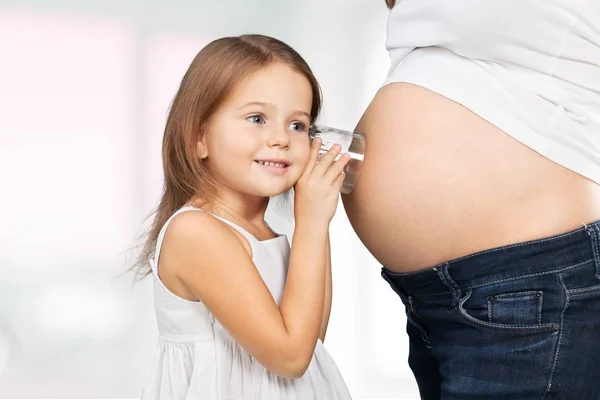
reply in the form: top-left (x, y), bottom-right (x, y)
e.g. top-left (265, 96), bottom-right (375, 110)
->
top-left (308, 124), bottom-right (365, 194)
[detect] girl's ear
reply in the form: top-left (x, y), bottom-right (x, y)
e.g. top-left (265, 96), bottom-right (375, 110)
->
top-left (197, 129), bottom-right (209, 159)
top-left (197, 140), bottom-right (208, 159)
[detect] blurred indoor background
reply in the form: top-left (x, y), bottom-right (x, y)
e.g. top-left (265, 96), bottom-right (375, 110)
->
top-left (0, 0), bottom-right (419, 398)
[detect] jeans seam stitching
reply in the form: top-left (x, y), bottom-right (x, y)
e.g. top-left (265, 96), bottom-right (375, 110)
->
top-left (408, 259), bottom-right (591, 298)
top-left (538, 292), bottom-right (544, 325)
top-left (466, 259), bottom-right (592, 290)
top-left (494, 290), bottom-right (540, 299)
top-left (445, 227), bottom-right (586, 265)
top-left (568, 284), bottom-right (600, 296)
top-left (546, 273), bottom-right (568, 395)
top-left (438, 264), bottom-right (460, 307)
top-left (592, 225), bottom-right (600, 279)
top-left (406, 312), bottom-right (432, 349)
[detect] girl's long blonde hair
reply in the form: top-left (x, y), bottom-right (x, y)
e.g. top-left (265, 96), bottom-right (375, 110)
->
top-left (131, 34), bottom-right (322, 280)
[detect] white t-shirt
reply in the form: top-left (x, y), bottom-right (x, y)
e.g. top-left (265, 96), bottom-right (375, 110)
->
top-left (383, 0), bottom-right (600, 185)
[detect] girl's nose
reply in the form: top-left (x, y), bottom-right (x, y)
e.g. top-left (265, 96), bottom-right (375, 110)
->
top-left (266, 127), bottom-right (290, 148)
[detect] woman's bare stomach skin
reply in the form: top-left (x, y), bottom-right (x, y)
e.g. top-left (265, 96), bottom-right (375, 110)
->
top-left (342, 83), bottom-right (600, 273)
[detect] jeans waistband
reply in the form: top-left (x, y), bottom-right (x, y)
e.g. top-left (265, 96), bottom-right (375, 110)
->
top-left (381, 220), bottom-right (600, 297)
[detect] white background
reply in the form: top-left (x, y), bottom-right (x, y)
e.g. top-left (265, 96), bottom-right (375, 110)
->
top-left (0, 0), bottom-right (419, 398)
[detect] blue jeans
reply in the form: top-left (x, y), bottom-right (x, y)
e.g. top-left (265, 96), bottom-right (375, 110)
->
top-left (381, 221), bottom-right (600, 400)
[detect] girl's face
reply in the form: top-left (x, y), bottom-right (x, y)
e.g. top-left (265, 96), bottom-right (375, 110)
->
top-left (199, 62), bottom-right (313, 199)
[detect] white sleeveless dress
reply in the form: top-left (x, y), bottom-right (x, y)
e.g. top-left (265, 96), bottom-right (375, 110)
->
top-left (141, 206), bottom-right (352, 400)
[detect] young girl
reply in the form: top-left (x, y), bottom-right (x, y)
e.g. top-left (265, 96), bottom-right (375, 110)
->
top-left (133, 34), bottom-right (353, 399)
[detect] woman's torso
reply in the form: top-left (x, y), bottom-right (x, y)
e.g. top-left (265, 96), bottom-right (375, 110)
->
top-left (343, 0), bottom-right (600, 272)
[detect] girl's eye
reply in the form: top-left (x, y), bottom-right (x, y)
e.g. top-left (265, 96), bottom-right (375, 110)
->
top-left (290, 122), bottom-right (306, 132)
top-left (247, 115), bottom-right (265, 125)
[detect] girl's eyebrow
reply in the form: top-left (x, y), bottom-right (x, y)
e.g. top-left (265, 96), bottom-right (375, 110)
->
top-left (236, 101), bottom-right (273, 110)
top-left (290, 110), bottom-right (311, 120)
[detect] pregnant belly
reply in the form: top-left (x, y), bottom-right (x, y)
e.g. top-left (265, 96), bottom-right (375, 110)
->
top-left (342, 83), bottom-right (600, 272)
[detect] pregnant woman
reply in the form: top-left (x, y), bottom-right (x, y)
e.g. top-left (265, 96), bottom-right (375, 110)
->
top-left (343, 1), bottom-right (600, 399)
